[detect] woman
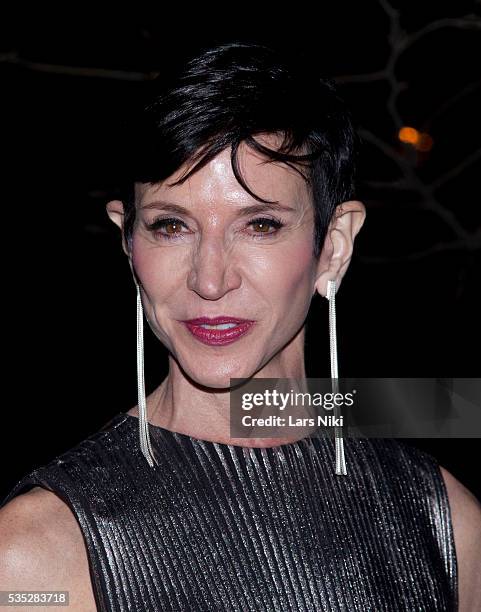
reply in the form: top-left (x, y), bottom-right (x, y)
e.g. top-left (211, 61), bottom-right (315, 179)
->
top-left (1, 42), bottom-right (480, 611)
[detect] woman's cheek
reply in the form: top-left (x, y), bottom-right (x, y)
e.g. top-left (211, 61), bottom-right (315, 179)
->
top-left (131, 244), bottom-right (172, 287)
top-left (280, 240), bottom-right (315, 290)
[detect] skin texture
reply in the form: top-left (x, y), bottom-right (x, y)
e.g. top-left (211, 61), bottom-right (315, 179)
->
top-left (1, 134), bottom-right (479, 609)
top-left (0, 487), bottom-right (97, 611)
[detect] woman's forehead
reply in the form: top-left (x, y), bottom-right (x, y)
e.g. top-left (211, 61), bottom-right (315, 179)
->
top-left (135, 141), bottom-right (310, 211)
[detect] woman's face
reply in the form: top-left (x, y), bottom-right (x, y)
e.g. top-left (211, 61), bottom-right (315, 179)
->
top-left (130, 135), bottom-right (320, 388)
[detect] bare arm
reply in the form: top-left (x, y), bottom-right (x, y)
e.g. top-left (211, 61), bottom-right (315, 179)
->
top-left (0, 487), bottom-right (97, 611)
top-left (440, 466), bottom-right (481, 612)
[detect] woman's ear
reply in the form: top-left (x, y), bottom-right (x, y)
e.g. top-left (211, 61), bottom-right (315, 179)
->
top-left (106, 199), bottom-right (130, 258)
top-left (314, 200), bottom-right (366, 297)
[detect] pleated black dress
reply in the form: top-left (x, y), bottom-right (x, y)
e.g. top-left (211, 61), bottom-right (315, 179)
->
top-left (1, 412), bottom-right (458, 611)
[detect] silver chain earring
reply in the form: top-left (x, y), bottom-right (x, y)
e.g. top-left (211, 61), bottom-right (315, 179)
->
top-left (136, 282), bottom-right (158, 467)
top-left (326, 280), bottom-right (347, 475)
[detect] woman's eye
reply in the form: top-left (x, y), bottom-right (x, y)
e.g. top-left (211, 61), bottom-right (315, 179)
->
top-left (146, 217), bottom-right (188, 240)
top-left (247, 217), bottom-right (284, 236)
top-left (146, 216), bottom-right (284, 241)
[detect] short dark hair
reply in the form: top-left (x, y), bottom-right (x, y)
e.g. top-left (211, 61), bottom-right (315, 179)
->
top-left (117, 41), bottom-right (359, 259)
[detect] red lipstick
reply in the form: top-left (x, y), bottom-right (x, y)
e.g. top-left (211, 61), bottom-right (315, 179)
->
top-left (181, 316), bottom-right (256, 346)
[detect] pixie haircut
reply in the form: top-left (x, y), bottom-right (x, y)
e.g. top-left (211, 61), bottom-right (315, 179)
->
top-left (118, 42), bottom-right (359, 259)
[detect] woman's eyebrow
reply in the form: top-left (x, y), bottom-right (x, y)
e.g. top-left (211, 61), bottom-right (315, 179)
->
top-left (140, 201), bottom-right (297, 216)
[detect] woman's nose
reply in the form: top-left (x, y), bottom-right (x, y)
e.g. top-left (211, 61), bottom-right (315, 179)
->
top-left (186, 234), bottom-right (242, 300)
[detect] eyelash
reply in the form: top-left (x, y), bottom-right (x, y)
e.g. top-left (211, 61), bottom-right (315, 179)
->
top-left (145, 216), bottom-right (285, 241)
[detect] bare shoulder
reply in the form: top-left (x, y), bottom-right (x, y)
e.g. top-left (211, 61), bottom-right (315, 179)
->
top-left (0, 486), bottom-right (97, 611)
top-left (439, 466), bottom-right (481, 612)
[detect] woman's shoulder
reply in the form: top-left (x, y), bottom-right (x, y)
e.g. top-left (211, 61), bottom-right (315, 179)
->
top-left (0, 486), bottom-right (97, 611)
top-left (438, 465), bottom-right (481, 611)
top-left (0, 414), bottom-right (140, 610)
top-left (354, 438), bottom-right (481, 609)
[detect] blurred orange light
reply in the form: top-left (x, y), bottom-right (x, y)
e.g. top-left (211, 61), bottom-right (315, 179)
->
top-left (398, 126), bottom-right (420, 144)
top-left (398, 126), bottom-right (433, 151)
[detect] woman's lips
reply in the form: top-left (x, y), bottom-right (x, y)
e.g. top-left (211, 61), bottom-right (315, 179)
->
top-left (182, 320), bottom-right (256, 346)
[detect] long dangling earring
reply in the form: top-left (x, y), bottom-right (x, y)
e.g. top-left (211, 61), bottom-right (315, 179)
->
top-left (326, 280), bottom-right (347, 475)
top-left (136, 281), bottom-right (158, 467)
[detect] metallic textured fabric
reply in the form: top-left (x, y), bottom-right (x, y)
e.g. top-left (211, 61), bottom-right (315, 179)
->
top-left (1, 412), bottom-right (458, 611)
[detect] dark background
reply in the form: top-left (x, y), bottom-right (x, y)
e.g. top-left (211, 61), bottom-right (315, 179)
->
top-left (1, 2), bottom-right (480, 501)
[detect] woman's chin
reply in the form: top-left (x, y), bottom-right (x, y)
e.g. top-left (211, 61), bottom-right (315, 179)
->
top-left (184, 364), bottom-right (256, 390)
top-left (172, 344), bottom-right (262, 388)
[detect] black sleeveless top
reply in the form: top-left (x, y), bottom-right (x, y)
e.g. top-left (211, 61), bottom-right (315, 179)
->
top-left (1, 412), bottom-right (458, 611)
